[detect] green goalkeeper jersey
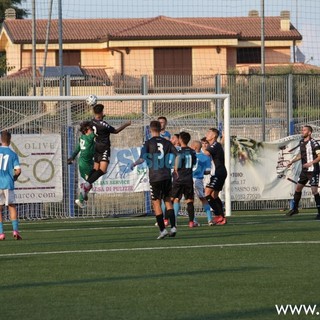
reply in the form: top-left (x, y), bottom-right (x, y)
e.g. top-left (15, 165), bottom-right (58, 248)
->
top-left (72, 132), bottom-right (95, 180)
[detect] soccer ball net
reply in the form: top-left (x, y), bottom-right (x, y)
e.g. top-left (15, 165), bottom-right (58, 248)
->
top-left (0, 90), bottom-right (228, 220)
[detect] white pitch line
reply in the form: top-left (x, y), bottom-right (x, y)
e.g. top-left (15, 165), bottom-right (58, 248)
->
top-left (1, 241), bottom-right (320, 258)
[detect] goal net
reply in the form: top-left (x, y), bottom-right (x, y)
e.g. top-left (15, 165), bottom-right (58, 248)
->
top-left (0, 93), bottom-right (230, 220)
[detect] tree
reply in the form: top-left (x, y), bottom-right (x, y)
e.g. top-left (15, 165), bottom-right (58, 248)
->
top-left (0, 0), bottom-right (29, 23)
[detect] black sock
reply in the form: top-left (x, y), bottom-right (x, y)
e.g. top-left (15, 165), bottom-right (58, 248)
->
top-left (164, 209), bottom-right (169, 220)
top-left (156, 215), bottom-right (165, 231)
top-left (187, 202), bottom-right (195, 222)
top-left (87, 169), bottom-right (105, 184)
top-left (215, 197), bottom-right (224, 216)
top-left (166, 209), bottom-right (175, 227)
top-left (293, 191), bottom-right (302, 210)
top-left (314, 193), bottom-right (320, 214)
top-left (205, 195), bottom-right (221, 215)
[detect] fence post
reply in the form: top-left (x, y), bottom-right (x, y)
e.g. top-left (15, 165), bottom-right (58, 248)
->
top-left (287, 74), bottom-right (294, 135)
top-left (141, 75), bottom-right (152, 215)
top-left (65, 75), bottom-right (75, 217)
top-left (215, 74), bottom-right (222, 135)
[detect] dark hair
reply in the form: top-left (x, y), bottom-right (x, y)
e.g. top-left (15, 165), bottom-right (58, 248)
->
top-left (173, 133), bottom-right (180, 139)
top-left (1, 130), bottom-right (11, 144)
top-left (93, 103), bottom-right (104, 114)
top-left (200, 136), bottom-right (208, 143)
top-left (179, 131), bottom-right (191, 145)
top-left (208, 128), bottom-right (220, 136)
top-left (304, 125), bottom-right (313, 133)
top-left (157, 116), bottom-right (167, 123)
top-left (149, 120), bottom-right (161, 132)
top-left (80, 121), bottom-right (92, 134)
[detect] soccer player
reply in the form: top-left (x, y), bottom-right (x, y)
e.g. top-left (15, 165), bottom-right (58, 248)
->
top-left (68, 121), bottom-right (95, 208)
top-left (170, 133), bottom-right (181, 149)
top-left (286, 125), bottom-right (320, 219)
top-left (0, 131), bottom-right (22, 240)
top-left (157, 116), bottom-right (171, 140)
top-left (81, 104), bottom-right (131, 199)
top-left (131, 120), bottom-right (178, 239)
top-left (171, 131), bottom-right (197, 228)
top-left (204, 128), bottom-right (227, 225)
top-left (190, 140), bottom-right (213, 225)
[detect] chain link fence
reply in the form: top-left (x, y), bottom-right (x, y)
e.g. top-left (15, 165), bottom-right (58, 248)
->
top-left (0, 73), bottom-right (319, 218)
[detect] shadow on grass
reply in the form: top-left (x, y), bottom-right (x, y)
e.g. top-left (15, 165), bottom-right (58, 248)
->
top-left (0, 266), bottom-right (267, 291)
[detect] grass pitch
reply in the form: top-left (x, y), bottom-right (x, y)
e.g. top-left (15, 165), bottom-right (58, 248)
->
top-left (0, 210), bottom-right (319, 320)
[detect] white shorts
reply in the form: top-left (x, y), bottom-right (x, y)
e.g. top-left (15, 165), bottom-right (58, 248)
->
top-left (0, 189), bottom-right (16, 206)
top-left (193, 178), bottom-right (205, 199)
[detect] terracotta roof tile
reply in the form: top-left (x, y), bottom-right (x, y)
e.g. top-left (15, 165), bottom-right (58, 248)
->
top-left (2, 16), bottom-right (302, 43)
top-left (110, 16), bottom-right (237, 40)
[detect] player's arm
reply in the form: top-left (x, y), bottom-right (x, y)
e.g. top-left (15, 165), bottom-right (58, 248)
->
top-left (114, 121), bottom-right (131, 134)
top-left (287, 154), bottom-right (301, 167)
top-left (68, 143), bottom-right (80, 164)
top-left (204, 157), bottom-right (211, 175)
top-left (130, 144), bottom-right (146, 169)
top-left (173, 153), bottom-right (181, 177)
top-left (303, 150), bottom-right (320, 169)
top-left (13, 167), bottom-right (21, 181)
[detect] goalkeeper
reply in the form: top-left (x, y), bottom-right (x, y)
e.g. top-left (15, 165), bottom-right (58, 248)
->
top-left (68, 121), bottom-right (95, 208)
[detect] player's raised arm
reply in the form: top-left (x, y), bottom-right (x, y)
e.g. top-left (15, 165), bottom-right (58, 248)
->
top-left (114, 120), bottom-right (131, 134)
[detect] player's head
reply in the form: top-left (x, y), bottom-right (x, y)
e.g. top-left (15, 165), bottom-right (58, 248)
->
top-left (179, 131), bottom-right (191, 146)
top-left (93, 104), bottom-right (104, 115)
top-left (149, 120), bottom-right (161, 135)
top-left (201, 136), bottom-right (209, 147)
top-left (170, 133), bottom-right (180, 146)
top-left (1, 130), bottom-right (11, 146)
top-left (190, 140), bottom-right (201, 152)
top-left (80, 121), bottom-right (92, 135)
top-left (157, 116), bottom-right (167, 130)
top-left (301, 125), bottom-right (313, 139)
top-left (206, 128), bottom-right (219, 143)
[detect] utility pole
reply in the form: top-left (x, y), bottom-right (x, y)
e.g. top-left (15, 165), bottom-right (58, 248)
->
top-left (58, 0), bottom-right (63, 96)
top-left (261, 0), bottom-right (266, 141)
top-left (31, 0), bottom-right (36, 96)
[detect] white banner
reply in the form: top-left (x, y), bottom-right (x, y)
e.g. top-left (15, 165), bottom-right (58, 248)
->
top-left (11, 134), bottom-right (63, 203)
top-left (81, 134), bottom-right (320, 202)
top-left (82, 147), bottom-right (150, 194)
top-left (230, 134), bottom-right (320, 201)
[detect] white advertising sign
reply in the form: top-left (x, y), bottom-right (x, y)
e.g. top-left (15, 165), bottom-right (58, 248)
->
top-left (11, 134), bottom-right (63, 203)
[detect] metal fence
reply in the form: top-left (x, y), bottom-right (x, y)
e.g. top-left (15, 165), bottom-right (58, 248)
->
top-left (0, 73), bottom-right (319, 218)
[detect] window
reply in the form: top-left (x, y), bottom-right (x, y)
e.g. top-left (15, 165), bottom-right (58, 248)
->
top-left (56, 50), bottom-right (81, 66)
top-left (237, 48), bottom-right (261, 64)
top-left (154, 48), bottom-right (192, 87)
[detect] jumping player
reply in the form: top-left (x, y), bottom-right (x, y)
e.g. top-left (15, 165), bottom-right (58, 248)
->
top-left (68, 121), bottom-right (95, 208)
top-left (81, 104), bottom-right (131, 199)
top-left (131, 120), bottom-right (178, 239)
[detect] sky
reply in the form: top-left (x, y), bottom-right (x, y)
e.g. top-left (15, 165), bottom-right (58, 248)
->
top-left (21, 0), bottom-right (320, 66)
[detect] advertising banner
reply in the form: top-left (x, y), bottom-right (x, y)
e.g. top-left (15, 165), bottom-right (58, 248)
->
top-left (11, 134), bottom-right (63, 203)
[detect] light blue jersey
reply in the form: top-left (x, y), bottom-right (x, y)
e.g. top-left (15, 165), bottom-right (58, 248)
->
top-left (160, 130), bottom-right (171, 140)
top-left (193, 152), bottom-right (211, 179)
top-left (0, 146), bottom-right (20, 190)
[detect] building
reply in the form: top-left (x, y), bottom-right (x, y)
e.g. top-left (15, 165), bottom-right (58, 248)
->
top-left (0, 9), bottom-right (302, 83)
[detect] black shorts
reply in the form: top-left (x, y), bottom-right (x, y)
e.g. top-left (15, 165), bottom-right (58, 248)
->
top-left (94, 143), bottom-right (110, 163)
top-left (150, 179), bottom-right (172, 201)
top-left (171, 182), bottom-right (194, 200)
top-left (206, 172), bottom-right (227, 191)
top-left (298, 170), bottom-right (319, 186)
